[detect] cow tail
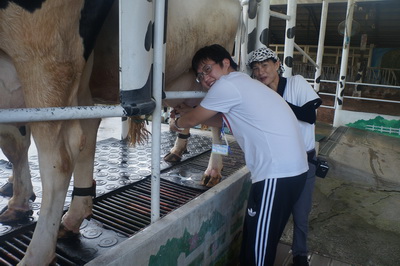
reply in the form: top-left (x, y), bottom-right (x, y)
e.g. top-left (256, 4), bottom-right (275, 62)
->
top-left (126, 116), bottom-right (151, 146)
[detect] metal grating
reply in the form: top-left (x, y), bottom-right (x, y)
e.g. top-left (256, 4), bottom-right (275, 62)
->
top-left (92, 177), bottom-right (203, 237)
top-left (319, 126), bottom-right (348, 156)
top-left (0, 228), bottom-right (78, 266)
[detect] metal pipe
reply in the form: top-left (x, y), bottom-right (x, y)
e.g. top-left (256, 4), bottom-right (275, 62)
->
top-left (333, 0), bottom-right (355, 127)
top-left (164, 91), bottom-right (207, 99)
top-left (233, 8), bottom-right (243, 65)
top-left (246, 0), bottom-right (258, 55)
top-left (240, 0), bottom-right (249, 72)
top-left (256, 0), bottom-right (271, 48)
top-left (151, 0), bottom-right (166, 223)
top-left (119, 0), bottom-right (152, 93)
top-left (343, 96), bottom-right (400, 104)
top-left (314, 0), bottom-right (329, 92)
top-left (294, 43), bottom-right (319, 68)
top-left (0, 105), bottom-right (126, 123)
top-left (283, 0), bottom-right (297, 77)
top-left (306, 78), bottom-right (400, 89)
top-left (119, 0), bottom-right (155, 137)
top-left (269, 10), bottom-right (290, 21)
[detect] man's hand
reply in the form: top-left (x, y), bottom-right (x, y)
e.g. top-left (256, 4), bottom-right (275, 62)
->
top-left (174, 103), bottom-right (194, 116)
top-left (169, 108), bottom-right (178, 119)
top-left (169, 118), bottom-right (184, 132)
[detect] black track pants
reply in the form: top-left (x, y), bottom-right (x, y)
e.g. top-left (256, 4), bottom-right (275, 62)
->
top-left (240, 172), bottom-right (307, 266)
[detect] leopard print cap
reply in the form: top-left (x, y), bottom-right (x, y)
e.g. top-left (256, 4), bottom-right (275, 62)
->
top-left (247, 47), bottom-right (285, 73)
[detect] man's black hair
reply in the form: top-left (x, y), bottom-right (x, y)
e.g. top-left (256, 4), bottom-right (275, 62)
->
top-left (192, 44), bottom-right (238, 75)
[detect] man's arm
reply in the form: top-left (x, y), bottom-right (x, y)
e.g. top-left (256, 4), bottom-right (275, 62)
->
top-left (171, 105), bottom-right (221, 131)
top-left (201, 113), bottom-right (223, 127)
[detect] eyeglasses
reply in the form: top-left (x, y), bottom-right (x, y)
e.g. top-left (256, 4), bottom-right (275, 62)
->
top-left (196, 63), bottom-right (216, 83)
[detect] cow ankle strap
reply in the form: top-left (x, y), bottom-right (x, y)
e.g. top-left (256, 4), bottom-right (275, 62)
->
top-left (72, 180), bottom-right (96, 198)
top-left (178, 133), bottom-right (191, 139)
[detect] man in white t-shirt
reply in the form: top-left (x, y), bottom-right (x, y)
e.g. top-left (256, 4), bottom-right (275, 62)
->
top-left (170, 44), bottom-right (308, 266)
top-left (248, 47), bottom-right (322, 266)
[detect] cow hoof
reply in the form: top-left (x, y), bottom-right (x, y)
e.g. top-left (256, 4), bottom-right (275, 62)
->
top-left (164, 152), bottom-right (181, 162)
top-left (206, 176), bottom-right (222, 187)
top-left (164, 150), bottom-right (188, 163)
top-left (0, 182), bottom-right (36, 201)
top-left (0, 206), bottom-right (33, 223)
top-left (200, 175), bottom-right (222, 188)
top-left (58, 223), bottom-right (80, 239)
top-left (200, 175), bottom-right (210, 186)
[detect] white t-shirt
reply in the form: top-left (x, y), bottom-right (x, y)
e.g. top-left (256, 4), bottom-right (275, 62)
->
top-left (283, 75), bottom-right (320, 151)
top-left (200, 72), bottom-right (308, 183)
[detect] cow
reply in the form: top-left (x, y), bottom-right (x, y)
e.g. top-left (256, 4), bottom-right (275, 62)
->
top-left (0, 50), bottom-right (34, 221)
top-left (0, 0), bottom-right (241, 265)
top-left (90, 0), bottom-right (241, 187)
top-left (0, 2), bottom-right (116, 265)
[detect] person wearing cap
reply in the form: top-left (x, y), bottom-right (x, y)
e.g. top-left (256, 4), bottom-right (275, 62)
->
top-left (170, 44), bottom-right (308, 265)
top-left (247, 47), bottom-right (322, 266)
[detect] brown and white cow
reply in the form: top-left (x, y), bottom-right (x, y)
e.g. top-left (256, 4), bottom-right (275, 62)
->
top-left (90, 0), bottom-right (241, 187)
top-left (0, 0), bottom-right (240, 264)
top-left (0, 50), bottom-right (34, 221)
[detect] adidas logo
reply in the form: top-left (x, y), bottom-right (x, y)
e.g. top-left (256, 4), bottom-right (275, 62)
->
top-left (248, 208), bottom-right (256, 217)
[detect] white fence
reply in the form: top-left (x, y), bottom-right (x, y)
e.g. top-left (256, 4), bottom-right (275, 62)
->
top-left (365, 125), bottom-right (400, 135)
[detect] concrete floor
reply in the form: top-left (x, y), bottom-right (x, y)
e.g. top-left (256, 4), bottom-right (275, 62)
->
top-left (278, 122), bottom-right (400, 266)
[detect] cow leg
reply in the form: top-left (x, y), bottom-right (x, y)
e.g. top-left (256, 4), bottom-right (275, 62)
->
top-left (20, 120), bottom-right (84, 265)
top-left (59, 53), bottom-right (101, 237)
top-left (59, 117), bottom-right (100, 237)
top-left (0, 125), bottom-right (34, 222)
top-left (200, 126), bottom-right (223, 187)
top-left (164, 125), bottom-right (190, 163)
top-left (17, 53), bottom-right (88, 266)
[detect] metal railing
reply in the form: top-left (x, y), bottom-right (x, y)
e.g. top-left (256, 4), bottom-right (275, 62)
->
top-left (306, 78), bottom-right (400, 109)
top-left (296, 63), bottom-right (400, 86)
top-left (363, 67), bottom-right (399, 86)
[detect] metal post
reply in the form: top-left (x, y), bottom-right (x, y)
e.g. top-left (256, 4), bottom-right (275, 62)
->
top-left (256, 0), bottom-right (271, 49)
top-left (0, 105), bottom-right (127, 123)
top-left (367, 43), bottom-right (374, 68)
top-left (119, 0), bottom-right (153, 94)
top-left (121, 117), bottom-right (129, 140)
top-left (240, 0), bottom-right (249, 72)
top-left (119, 0), bottom-right (156, 138)
top-left (151, 0), bottom-right (166, 223)
top-left (314, 0), bottom-right (329, 92)
top-left (165, 91), bottom-right (207, 99)
top-left (246, 0), bottom-right (259, 57)
top-left (233, 8), bottom-right (243, 65)
top-left (294, 43), bottom-right (318, 68)
top-left (283, 0), bottom-right (297, 77)
top-left (270, 10), bottom-right (290, 21)
top-left (333, 0), bottom-right (355, 127)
